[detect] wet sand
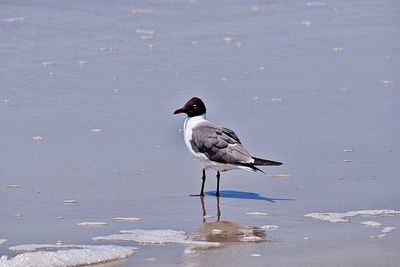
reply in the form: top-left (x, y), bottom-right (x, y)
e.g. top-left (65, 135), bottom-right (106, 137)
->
top-left (1, 0), bottom-right (399, 266)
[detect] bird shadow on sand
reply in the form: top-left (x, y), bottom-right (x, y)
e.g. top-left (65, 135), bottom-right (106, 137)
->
top-left (203, 190), bottom-right (293, 203)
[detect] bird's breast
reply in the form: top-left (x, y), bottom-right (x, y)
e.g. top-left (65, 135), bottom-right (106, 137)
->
top-left (183, 115), bottom-right (207, 160)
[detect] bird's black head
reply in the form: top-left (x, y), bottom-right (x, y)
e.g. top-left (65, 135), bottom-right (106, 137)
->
top-left (173, 97), bottom-right (206, 117)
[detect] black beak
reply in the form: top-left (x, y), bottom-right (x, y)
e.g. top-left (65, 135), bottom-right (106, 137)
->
top-left (173, 108), bottom-right (184, 115)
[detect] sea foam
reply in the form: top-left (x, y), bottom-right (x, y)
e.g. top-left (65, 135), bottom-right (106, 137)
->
top-left (304, 209), bottom-right (400, 223)
top-left (93, 229), bottom-right (220, 248)
top-left (1, 244), bottom-right (137, 267)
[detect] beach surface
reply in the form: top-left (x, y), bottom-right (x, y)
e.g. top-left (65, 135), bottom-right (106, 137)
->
top-left (1, 0), bottom-right (399, 266)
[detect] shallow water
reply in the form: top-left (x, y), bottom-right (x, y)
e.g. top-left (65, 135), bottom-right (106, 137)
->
top-left (1, 0), bottom-right (400, 266)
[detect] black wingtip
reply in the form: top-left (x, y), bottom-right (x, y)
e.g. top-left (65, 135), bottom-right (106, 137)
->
top-left (252, 157), bottom-right (283, 166)
top-left (254, 166), bottom-right (265, 174)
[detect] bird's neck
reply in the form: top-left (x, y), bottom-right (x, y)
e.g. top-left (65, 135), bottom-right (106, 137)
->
top-left (184, 114), bottom-right (206, 132)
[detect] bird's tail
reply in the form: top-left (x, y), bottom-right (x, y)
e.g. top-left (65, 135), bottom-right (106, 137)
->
top-left (238, 157), bottom-right (282, 174)
top-left (252, 157), bottom-right (283, 166)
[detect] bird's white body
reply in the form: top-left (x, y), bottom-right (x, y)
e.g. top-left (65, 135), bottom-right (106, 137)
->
top-left (183, 115), bottom-right (254, 172)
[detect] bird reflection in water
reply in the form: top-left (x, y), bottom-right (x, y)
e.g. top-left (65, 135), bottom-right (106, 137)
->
top-left (192, 196), bottom-right (265, 243)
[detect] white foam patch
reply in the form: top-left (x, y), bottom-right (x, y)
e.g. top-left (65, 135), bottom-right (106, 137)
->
top-left (370, 234), bottom-right (387, 239)
top-left (100, 47), bottom-right (118, 53)
top-left (0, 239), bottom-right (8, 245)
top-left (93, 229), bottom-right (220, 248)
top-left (260, 225), bottom-right (279, 231)
top-left (302, 21), bottom-right (312, 27)
top-left (77, 222), bottom-right (108, 227)
top-left (136, 29), bottom-right (155, 36)
top-left (9, 244), bottom-right (87, 252)
top-left (61, 200), bottom-right (77, 204)
top-left (246, 212), bottom-right (268, 216)
top-left (380, 80), bottom-right (395, 85)
top-left (42, 61), bottom-right (56, 67)
top-left (3, 17), bottom-right (25, 23)
top-left (1, 245), bottom-right (137, 267)
top-left (78, 60), bottom-right (88, 66)
top-left (239, 236), bottom-right (264, 242)
top-left (304, 209), bottom-right (400, 223)
top-left (360, 221), bottom-right (382, 228)
top-left (333, 47), bottom-right (345, 53)
top-left (1, 99), bottom-right (12, 106)
top-left (382, 227), bottom-right (396, 233)
top-left (342, 149), bottom-right (353, 152)
top-left (223, 37), bottom-right (234, 44)
top-left (89, 128), bottom-right (103, 133)
top-left (269, 98), bottom-right (282, 103)
top-left (113, 217), bottom-right (141, 222)
top-left (5, 185), bottom-right (21, 189)
top-left (306, 2), bottom-right (327, 7)
top-left (32, 136), bottom-right (44, 142)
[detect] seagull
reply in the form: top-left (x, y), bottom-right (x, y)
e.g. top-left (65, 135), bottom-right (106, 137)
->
top-left (173, 97), bottom-right (282, 197)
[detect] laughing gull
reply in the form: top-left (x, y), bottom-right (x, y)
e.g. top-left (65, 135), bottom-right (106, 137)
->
top-left (173, 97), bottom-right (282, 197)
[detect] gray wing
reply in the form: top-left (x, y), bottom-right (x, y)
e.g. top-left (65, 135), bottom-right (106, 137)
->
top-left (191, 122), bottom-right (253, 164)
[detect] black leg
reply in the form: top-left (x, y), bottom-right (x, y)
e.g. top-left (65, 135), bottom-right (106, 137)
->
top-left (216, 171), bottom-right (220, 197)
top-left (200, 169), bottom-right (206, 196)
